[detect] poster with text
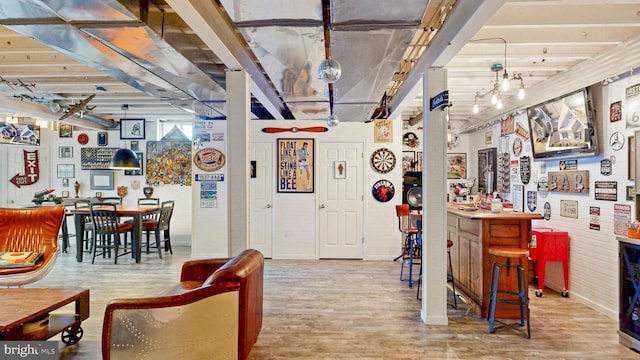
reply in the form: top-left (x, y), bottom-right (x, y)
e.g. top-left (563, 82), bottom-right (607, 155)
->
top-left (200, 181), bottom-right (217, 208)
top-left (277, 138), bottom-right (314, 193)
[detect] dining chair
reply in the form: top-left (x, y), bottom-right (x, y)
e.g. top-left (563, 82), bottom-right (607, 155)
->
top-left (100, 197), bottom-right (122, 205)
top-left (143, 200), bottom-right (174, 257)
top-left (90, 203), bottom-right (134, 264)
top-left (74, 199), bottom-right (97, 253)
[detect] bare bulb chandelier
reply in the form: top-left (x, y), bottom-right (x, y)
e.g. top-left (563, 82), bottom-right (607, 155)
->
top-left (469, 37), bottom-right (525, 115)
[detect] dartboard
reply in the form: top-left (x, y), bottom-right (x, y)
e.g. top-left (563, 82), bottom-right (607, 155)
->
top-left (371, 148), bottom-right (396, 174)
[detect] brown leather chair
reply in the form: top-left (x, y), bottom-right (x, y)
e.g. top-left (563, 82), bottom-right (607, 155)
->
top-left (0, 206), bottom-right (65, 286)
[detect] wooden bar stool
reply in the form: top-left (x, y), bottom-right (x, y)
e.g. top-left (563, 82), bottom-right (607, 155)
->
top-left (486, 246), bottom-right (530, 338)
top-left (394, 204), bottom-right (419, 286)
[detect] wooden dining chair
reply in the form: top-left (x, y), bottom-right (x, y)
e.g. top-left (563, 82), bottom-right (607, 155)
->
top-left (100, 197), bottom-right (122, 205)
top-left (90, 203), bottom-right (133, 264)
top-left (143, 200), bottom-right (174, 257)
top-left (74, 199), bottom-right (97, 253)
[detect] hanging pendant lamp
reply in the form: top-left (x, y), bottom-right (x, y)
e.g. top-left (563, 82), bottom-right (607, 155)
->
top-left (110, 148), bottom-right (140, 169)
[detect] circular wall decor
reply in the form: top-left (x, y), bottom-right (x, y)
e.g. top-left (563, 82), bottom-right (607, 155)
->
top-left (77, 133), bottom-right (88, 145)
top-left (370, 148), bottom-right (396, 173)
top-left (194, 148), bottom-right (225, 172)
top-left (403, 132), bottom-right (419, 148)
top-left (512, 137), bottom-right (523, 157)
top-left (372, 179), bottom-right (395, 202)
top-left (609, 131), bottom-right (625, 151)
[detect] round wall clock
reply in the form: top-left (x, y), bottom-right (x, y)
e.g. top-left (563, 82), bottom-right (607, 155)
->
top-left (371, 148), bottom-right (396, 173)
top-left (77, 133), bottom-right (88, 145)
top-left (372, 179), bottom-right (395, 202)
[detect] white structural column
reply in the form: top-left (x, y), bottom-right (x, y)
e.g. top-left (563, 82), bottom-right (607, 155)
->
top-left (227, 69), bottom-right (251, 255)
top-left (420, 68), bottom-right (448, 325)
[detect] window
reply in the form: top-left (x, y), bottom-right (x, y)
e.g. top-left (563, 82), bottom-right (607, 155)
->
top-left (158, 121), bottom-right (192, 140)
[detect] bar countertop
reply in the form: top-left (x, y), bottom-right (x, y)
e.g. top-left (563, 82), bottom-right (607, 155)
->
top-left (447, 203), bottom-right (544, 220)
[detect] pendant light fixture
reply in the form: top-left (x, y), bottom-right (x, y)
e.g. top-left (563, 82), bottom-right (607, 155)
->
top-left (111, 105), bottom-right (141, 170)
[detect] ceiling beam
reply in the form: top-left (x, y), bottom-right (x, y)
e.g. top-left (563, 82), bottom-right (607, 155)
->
top-left (166, 0), bottom-right (286, 120)
top-left (388, 0), bottom-right (506, 120)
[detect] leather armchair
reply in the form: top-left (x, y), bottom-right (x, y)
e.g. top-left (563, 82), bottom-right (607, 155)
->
top-left (0, 206), bottom-right (65, 286)
top-left (102, 248), bottom-right (264, 360)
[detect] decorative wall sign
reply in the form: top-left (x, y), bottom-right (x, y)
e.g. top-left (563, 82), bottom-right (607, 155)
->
top-left (601, 158), bottom-right (612, 175)
top-left (609, 131), bottom-right (625, 151)
top-left (500, 113), bottom-right (514, 135)
top-left (447, 153), bottom-right (467, 179)
top-left (559, 160), bottom-right (577, 170)
top-left (334, 161), bottom-right (346, 179)
top-left (372, 179), bottom-right (395, 202)
top-left (626, 83), bottom-right (640, 127)
top-left (519, 156), bottom-right (531, 184)
top-left (560, 200), bottom-right (578, 218)
top-left (478, 147), bottom-right (497, 194)
top-left (485, 131), bottom-right (493, 145)
top-left (594, 181), bottom-right (617, 201)
top-left (194, 148), bottom-right (225, 172)
top-left (589, 206), bottom-right (600, 230)
top-left (77, 133), bottom-right (88, 145)
top-left (80, 148), bottom-right (119, 170)
top-left (615, 204), bottom-right (632, 235)
top-left (250, 161), bottom-right (256, 178)
top-left (403, 132), bottom-right (419, 148)
top-left (512, 137), bottom-right (522, 157)
top-left (373, 119), bottom-right (393, 143)
top-left (277, 138), bottom-right (314, 193)
top-left (402, 151), bottom-right (416, 173)
top-left (98, 132), bottom-right (108, 146)
top-left (548, 170), bottom-right (590, 193)
top-left (610, 101), bottom-right (622, 122)
top-left (146, 141), bottom-right (192, 186)
top-left (527, 191), bottom-right (537, 212)
top-left (537, 176), bottom-right (549, 198)
top-left (370, 148), bottom-right (396, 174)
top-left (510, 160), bottom-right (519, 184)
top-left (124, 152), bottom-right (143, 176)
top-left (10, 150), bottom-right (39, 188)
top-left (120, 118), bottom-right (146, 139)
top-left (512, 185), bottom-right (524, 212)
top-left (543, 202), bottom-right (551, 220)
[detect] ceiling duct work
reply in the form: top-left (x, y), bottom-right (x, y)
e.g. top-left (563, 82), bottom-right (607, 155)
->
top-left (0, 0), bottom-right (229, 123)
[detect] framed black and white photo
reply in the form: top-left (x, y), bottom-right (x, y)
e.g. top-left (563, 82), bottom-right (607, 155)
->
top-left (58, 146), bottom-right (73, 158)
top-left (59, 124), bottom-right (72, 138)
top-left (119, 118), bottom-right (146, 140)
top-left (90, 170), bottom-right (114, 190)
top-left (57, 164), bottom-right (74, 178)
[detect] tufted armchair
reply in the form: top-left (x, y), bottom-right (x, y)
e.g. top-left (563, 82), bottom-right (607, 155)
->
top-left (0, 206), bottom-right (65, 286)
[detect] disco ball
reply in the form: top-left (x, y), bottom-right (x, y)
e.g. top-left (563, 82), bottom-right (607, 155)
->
top-left (326, 114), bottom-right (339, 127)
top-left (318, 58), bottom-right (342, 83)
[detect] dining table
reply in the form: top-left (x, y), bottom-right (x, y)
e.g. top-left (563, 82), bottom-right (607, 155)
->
top-left (69, 205), bottom-right (160, 263)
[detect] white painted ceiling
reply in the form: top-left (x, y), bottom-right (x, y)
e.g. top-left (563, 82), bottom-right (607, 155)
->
top-left (0, 0), bottom-right (637, 134)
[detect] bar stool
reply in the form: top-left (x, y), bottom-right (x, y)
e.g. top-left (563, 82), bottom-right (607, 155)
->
top-left (416, 233), bottom-right (457, 310)
top-left (395, 204), bottom-right (419, 286)
top-left (486, 246), bottom-right (530, 338)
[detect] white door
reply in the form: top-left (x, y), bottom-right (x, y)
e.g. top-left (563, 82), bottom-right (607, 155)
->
top-left (6, 146), bottom-right (50, 206)
top-left (250, 142), bottom-right (274, 258)
top-left (318, 142), bottom-right (364, 259)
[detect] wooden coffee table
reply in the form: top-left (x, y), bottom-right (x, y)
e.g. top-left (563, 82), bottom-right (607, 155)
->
top-left (0, 288), bottom-right (89, 345)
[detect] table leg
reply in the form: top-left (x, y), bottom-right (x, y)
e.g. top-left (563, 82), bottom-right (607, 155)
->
top-left (133, 214), bottom-right (142, 263)
top-left (409, 236), bottom-right (414, 287)
top-left (61, 215), bottom-right (69, 253)
top-left (74, 214), bottom-right (85, 262)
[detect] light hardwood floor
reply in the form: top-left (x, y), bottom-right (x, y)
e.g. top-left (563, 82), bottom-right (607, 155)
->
top-left (21, 243), bottom-right (639, 359)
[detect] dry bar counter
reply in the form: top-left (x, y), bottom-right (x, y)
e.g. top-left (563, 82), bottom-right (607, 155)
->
top-left (447, 204), bottom-right (543, 319)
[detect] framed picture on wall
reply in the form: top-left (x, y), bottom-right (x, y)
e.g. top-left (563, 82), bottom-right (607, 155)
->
top-left (59, 124), bottom-right (72, 138)
top-left (90, 170), bottom-right (114, 190)
top-left (276, 138), bottom-right (314, 193)
top-left (58, 146), bottom-right (73, 158)
top-left (402, 151), bottom-right (415, 173)
top-left (120, 118), bottom-right (146, 139)
top-left (447, 153), bottom-right (467, 179)
top-left (57, 164), bottom-right (74, 178)
top-left (478, 147), bottom-right (497, 194)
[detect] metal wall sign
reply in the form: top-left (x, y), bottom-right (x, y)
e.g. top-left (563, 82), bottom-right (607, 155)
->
top-left (543, 202), bottom-right (551, 220)
top-left (600, 158), bottom-right (612, 175)
top-left (594, 181), bottom-right (617, 201)
top-left (519, 156), bottom-right (531, 184)
top-left (429, 90), bottom-right (449, 111)
top-left (589, 206), bottom-right (600, 230)
top-left (548, 170), bottom-right (589, 193)
top-left (372, 179), bottom-right (395, 202)
top-left (559, 159), bottom-right (577, 170)
top-left (527, 190), bottom-right (537, 212)
top-left (560, 200), bottom-right (579, 218)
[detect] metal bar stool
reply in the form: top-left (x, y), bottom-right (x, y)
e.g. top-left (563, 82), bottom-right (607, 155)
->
top-left (486, 246), bottom-right (530, 338)
top-left (395, 204), bottom-right (419, 286)
top-left (416, 226), bottom-right (457, 309)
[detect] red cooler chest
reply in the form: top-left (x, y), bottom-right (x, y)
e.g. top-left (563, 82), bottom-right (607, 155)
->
top-left (529, 228), bottom-right (569, 297)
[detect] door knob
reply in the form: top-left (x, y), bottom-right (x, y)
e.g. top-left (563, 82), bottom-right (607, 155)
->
top-left (266, 204), bottom-right (272, 208)
top-left (320, 204), bottom-right (326, 209)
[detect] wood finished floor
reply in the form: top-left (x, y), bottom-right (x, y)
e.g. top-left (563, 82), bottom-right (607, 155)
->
top-left (21, 243), bottom-right (639, 359)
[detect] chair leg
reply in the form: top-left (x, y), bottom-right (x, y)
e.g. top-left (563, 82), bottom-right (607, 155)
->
top-left (448, 248), bottom-right (457, 309)
top-left (155, 229), bottom-right (163, 259)
top-left (164, 228), bottom-right (173, 254)
top-left (416, 264), bottom-right (422, 300)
